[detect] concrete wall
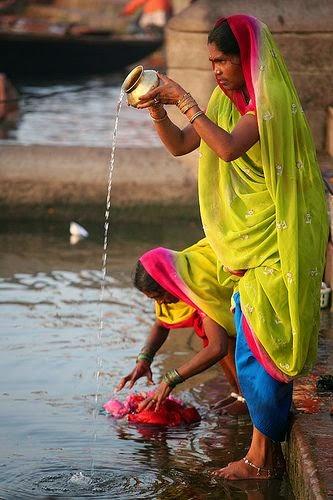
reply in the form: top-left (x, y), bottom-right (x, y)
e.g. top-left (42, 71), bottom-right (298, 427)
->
top-left (0, 144), bottom-right (197, 211)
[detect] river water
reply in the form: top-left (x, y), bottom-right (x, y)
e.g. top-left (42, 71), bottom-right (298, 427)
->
top-left (1, 74), bottom-right (160, 147)
top-left (0, 221), bottom-right (294, 499)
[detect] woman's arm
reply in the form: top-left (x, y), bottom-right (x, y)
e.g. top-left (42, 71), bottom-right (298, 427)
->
top-left (149, 108), bottom-right (201, 157)
top-left (176, 317), bottom-right (228, 380)
top-left (138, 73), bottom-right (259, 161)
top-left (138, 76), bottom-right (201, 156)
top-left (187, 110), bottom-right (258, 162)
top-left (115, 320), bottom-right (169, 391)
top-left (139, 317), bottom-right (228, 411)
top-left (141, 319), bottom-right (170, 358)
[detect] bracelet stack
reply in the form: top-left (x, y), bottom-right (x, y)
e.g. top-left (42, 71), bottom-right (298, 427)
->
top-left (136, 351), bottom-right (154, 364)
top-left (177, 92), bottom-right (198, 114)
top-left (162, 369), bottom-right (184, 388)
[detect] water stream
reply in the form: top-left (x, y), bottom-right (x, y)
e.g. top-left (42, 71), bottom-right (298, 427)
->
top-left (91, 88), bottom-right (125, 476)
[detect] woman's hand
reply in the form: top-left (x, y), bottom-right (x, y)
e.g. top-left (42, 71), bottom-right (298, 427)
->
top-left (115, 361), bottom-right (154, 392)
top-left (138, 381), bottom-right (172, 412)
top-left (137, 73), bottom-right (186, 109)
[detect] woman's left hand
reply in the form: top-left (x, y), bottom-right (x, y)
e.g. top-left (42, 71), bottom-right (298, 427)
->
top-left (138, 381), bottom-right (172, 412)
top-left (137, 73), bottom-right (186, 109)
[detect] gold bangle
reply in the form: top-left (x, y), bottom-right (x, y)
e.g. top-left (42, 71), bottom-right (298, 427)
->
top-left (179, 97), bottom-right (195, 107)
top-left (189, 110), bottom-right (205, 123)
top-left (177, 93), bottom-right (198, 112)
top-left (176, 92), bottom-right (191, 107)
top-left (162, 369), bottom-right (184, 388)
top-left (137, 352), bottom-right (153, 364)
top-left (180, 102), bottom-right (197, 114)
top-left (179, 98), bottom-right (197, 113)
top-left (150, 110), bottom-right (168, 122)
top-left (179, 95), bottom-right (195, 107)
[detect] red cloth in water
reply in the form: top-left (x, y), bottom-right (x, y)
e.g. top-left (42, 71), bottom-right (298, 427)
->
top-left (104, 392), bottom-right (200, 427)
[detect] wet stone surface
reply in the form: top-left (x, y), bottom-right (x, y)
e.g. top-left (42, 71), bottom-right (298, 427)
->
top-left (288, 311), bottom-right (333, 499)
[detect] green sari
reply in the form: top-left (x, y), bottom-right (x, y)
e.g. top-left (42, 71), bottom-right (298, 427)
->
top-left (199, 17), bottom-right (328, 379)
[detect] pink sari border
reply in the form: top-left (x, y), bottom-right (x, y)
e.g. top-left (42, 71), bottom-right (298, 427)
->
top-left (139, 247), bottom-right (208, 344)
top-left (213, 14), bottom-right (260, 115)
top-left (140, 248), bottom-right (197, 309)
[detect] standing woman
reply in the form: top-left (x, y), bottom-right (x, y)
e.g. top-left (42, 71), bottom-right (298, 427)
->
top-left (137, 15), bottom-right (328, 479)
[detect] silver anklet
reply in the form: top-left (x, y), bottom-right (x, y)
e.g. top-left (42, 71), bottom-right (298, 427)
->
top-left (243, 457), bottom-right (273, 478)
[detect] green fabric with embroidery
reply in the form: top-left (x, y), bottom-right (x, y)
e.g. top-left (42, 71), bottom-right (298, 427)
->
top-left (155, 238), bottom-right (236, 337)
top-left (198, 26), bottom-right (328, 378)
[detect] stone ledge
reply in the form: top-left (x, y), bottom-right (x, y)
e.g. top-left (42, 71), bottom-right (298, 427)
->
top-left (285, 414), bottom-right (332, 500)
top-left (0, 144), bottom-right (198, 206)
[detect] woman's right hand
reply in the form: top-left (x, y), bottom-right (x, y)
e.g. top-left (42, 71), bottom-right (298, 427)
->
top-left (137, 73), bottom-right (186, 109)
top-left (114, 361), bottom-right (154, 392)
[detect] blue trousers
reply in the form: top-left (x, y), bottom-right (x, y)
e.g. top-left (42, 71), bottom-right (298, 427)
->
top-left (234, 292), bottom-right (293, 442)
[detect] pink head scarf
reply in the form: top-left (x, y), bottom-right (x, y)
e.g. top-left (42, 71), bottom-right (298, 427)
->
top-left (211, 15), bottom-right (261, 115)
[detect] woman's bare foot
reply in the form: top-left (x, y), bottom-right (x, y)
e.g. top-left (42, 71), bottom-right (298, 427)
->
top-left (219, 400), bottom-right (248, 416)
top-left (212, 457), bottom-right (275, 480)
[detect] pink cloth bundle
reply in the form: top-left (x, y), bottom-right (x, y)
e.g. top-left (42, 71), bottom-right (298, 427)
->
top-left (103, 392), bottom-right (201, 426)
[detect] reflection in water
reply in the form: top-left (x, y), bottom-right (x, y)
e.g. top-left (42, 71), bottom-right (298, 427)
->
top-left (0, 75), bottom-right (161, 147)
top-left (0, 223), bottom-right (294, 498)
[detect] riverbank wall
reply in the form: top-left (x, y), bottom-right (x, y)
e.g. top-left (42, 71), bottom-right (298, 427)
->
top-left (0, 144), bottom-right (199, 222)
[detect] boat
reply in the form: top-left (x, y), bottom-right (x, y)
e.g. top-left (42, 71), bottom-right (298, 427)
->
top-left (0, 16), bottom-right (163, 77)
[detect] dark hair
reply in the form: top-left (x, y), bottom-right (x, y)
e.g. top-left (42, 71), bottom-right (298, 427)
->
top-left (133, 260), bottom-right (165, 295)
top-left (208, 19), bottom-right (240, 55)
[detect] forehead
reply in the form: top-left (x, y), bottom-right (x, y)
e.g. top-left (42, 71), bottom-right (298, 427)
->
top-left (208, 42), bottom-right (228, 61)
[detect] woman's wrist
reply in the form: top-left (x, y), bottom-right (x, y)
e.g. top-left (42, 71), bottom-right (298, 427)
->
top-left (184, 105), bottom-right (205, 124)
top-left (149, 105), bottom-right (167, 121)
top-left (162, 368), bottom-right (184, 388)
top-left (136, 348), bottom-right (154, 364)
top-left (177, 92), bottom-right (198, 114)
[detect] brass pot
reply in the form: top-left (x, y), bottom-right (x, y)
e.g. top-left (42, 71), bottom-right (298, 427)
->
top-left (122, 65), bottom-right (159, 108)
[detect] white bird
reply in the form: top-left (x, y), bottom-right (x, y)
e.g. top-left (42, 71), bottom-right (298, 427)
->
top-left (70, 221), bottom-right (89, 238)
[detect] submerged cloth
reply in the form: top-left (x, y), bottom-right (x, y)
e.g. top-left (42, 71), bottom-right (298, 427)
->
top-left (103, 392), bottom-right (201, 426)
top-left (199, 15), bottom-right (328, 380)
top-left (234, 292), bottom-right (292, 441)
top-left (140, 238), bottom-right (236, 345)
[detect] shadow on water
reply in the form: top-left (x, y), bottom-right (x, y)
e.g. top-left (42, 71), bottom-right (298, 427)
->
top-left (0, 221), bottom-right (294, 498)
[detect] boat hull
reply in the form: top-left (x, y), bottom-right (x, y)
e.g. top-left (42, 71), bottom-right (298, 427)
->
top-left (0, 33), bottom-right (162, 76)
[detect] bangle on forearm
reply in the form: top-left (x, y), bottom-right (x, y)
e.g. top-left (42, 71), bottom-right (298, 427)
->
top-left (180, 101), bottom-right (197, 114)
top-left (150, 110), bottom-right (168, 122)
top-left (178, 95), bottom-right (194, 108)
top-left (177, 92), bottom-right (198, 115)
top-left (189, 110), bottom-right (205, 124)
top-left (136, 351), bottom-right (154, 364)
top-left (176, 92), bottom-right (191, 107)
top-left (162, 368), bottom-right (184, 388)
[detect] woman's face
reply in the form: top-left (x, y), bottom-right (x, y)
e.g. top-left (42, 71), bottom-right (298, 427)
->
top-left (208, 42), bottom-right (245, 91)
top-left (145, 290), bottom-right (179, 304)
